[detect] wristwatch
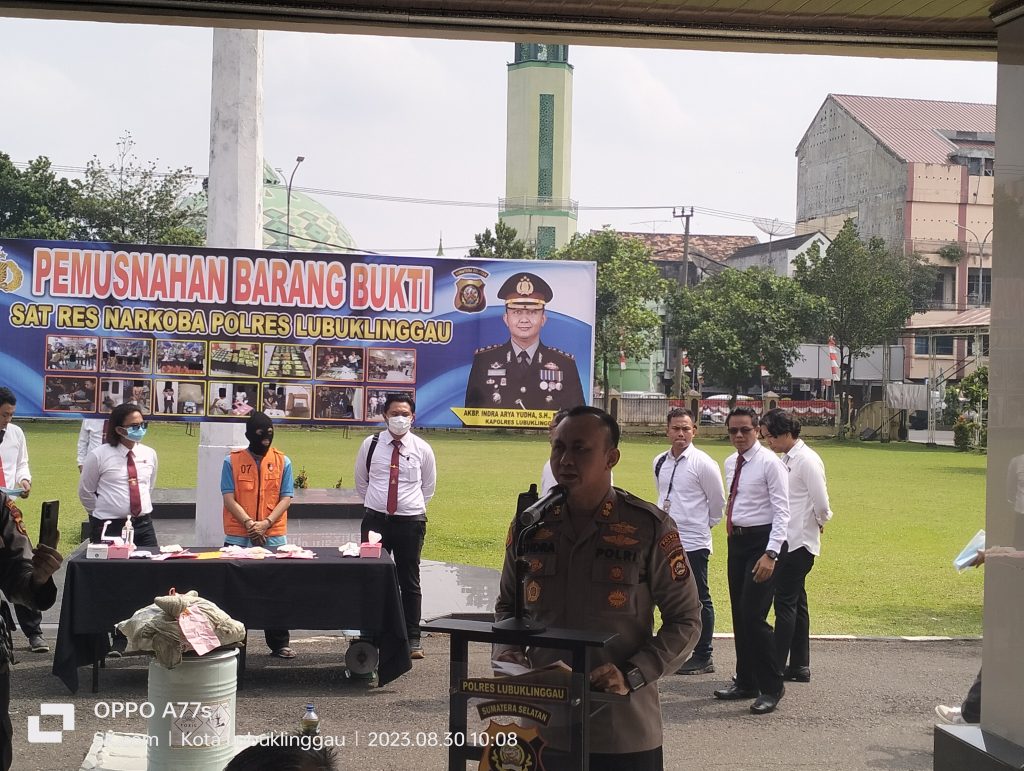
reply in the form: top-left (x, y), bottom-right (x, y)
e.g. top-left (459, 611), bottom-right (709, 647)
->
top-left (765, 550), bottom-right (779, 561)
top-left (622, 662), bottom-right (646, 692)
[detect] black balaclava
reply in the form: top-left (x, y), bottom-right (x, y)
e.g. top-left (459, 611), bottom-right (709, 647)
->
top-left (245, 411), bottom-right (274, 456)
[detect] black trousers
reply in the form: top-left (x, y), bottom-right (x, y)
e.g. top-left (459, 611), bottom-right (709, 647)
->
top-left (773, 546), bottom-right (815, 671)
top-left (361, 510), bottom-right (425, 641)
top-left (8, 603), bottom-right (41, 638)
top-left (0, 670), bottom-right (10, 771)
top-left (88, 515), bottom-right (159, 549)
top-left (727, 528), bottom-right (784, 697)
top-left (962, 668), bottom-right (982, 724)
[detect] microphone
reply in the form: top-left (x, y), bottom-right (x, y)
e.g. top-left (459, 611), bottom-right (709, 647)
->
top-left (518, 484), bottom-right (567, 528)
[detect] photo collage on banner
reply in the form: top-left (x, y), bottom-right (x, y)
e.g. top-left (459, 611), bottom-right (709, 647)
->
top-left (0, 240), bottom-right (596, 428)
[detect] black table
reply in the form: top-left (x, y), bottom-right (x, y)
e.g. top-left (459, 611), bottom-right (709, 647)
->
top-left (52, 547), bottom-right (411, 692)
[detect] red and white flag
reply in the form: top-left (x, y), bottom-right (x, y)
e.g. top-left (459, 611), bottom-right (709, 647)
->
top-left (827, 336), bottom-right (840, 381)
top-left (619, 351), bottom-right (626, 370)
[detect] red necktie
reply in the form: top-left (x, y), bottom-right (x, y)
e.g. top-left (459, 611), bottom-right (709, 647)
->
top-left (725, 454), bottom-right (746, 536)
top-left (126, 450), bottom-right (142, 517)
top-left (386, 439), bottom-right (402, 515)
top-left (0, 430), bottom-right (6, 486)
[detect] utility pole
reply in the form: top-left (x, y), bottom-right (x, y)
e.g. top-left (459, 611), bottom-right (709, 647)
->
top-left (671, 207), bottom-right (694, 398)
top-left (672, 206), bottom-right (694, 285)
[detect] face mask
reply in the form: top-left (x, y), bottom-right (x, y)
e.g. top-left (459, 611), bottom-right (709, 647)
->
top-left (125, 426), bottom-right (147, 442)
top-left (388, 415), bottom-right (413, 435)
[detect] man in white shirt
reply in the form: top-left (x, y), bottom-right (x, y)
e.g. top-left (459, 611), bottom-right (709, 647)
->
top-left (0, 387), bottom-right (47, 653)
top-left (79, 403), bottom-right (160, 549)
top-left (713, 407), bottom-right (790, 715)
top-left (355, 393), bottom-right (436, 659)
top-left (540, 409), bottom-right (570, 494)
top-left (760, 408), bottom-right (833, 683)
top-left (654, 407), bottom-right (725, 675)
top-left (77, 418), bottom-right (106, 470)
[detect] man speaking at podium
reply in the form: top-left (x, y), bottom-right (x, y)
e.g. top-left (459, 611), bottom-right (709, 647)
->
top-left (495, 406), bottom-right (701, 770)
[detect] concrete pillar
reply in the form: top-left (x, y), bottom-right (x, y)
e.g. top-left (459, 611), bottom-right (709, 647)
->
top-left (195, 28), bottom-right (263, 547)
top-left (934, 10), bottom-right (1024, 767)
top-left (983, 10), bottom-right (1024, 744)
top-left (763, 391), bottom-right (780, 413)
top-left (685, 389), bottom-right (701, 418)
top-left (207, 28), bottom-right (264, 251)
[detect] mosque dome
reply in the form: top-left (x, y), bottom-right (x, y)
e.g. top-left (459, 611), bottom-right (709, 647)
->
top-left (191, 161), bottom-right (358, 253)
top-left (261, 162), bottom-right (357, 252)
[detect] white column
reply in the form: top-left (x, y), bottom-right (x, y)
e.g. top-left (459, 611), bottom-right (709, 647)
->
top-left (983, 10), bottom-right (1024, 746)
top-left (196, 28), bottom-right (263, 547)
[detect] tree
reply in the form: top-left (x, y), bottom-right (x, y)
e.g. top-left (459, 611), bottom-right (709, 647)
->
top-left (0, 152), bottom-right (84, 239)
top-left (75, 133), bottom-right (204, 246)
top-left (549, 229), bottom-right (667, 400)
top-left (467, 220), bottom-right (536, 259)
top-left (666, 267), bottom-right (824, 402)
top-left (793, 219), bottom-right (936, 415)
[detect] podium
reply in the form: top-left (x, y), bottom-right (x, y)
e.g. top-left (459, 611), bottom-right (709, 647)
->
top-left (423, 615), bottom-right (621, 771)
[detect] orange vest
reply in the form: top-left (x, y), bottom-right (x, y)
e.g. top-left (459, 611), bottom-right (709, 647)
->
top-left (223, 447), bottom-right (288, 537)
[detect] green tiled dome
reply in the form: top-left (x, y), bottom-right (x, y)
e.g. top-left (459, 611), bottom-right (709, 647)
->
top-left (261, 163), bottom-right (357, 252)
top-left (190, 162), bottom-right (357, 253)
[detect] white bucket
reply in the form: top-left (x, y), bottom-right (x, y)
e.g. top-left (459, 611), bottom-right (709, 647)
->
top-left (146, 648), bottom-right (238, 770)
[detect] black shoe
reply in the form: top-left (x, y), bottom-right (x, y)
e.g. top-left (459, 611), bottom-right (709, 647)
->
top-left (750, 686), bottom-right (784, 715)
top-left (713, 684), bottom-right (758, 700)
top-left (784, 666), bottom-right (810, 682)
top-left (677, 656), bottom-right (715, 675)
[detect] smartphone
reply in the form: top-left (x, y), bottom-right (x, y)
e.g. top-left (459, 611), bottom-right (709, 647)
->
top-left (38, 500), bottom-right (59, 549)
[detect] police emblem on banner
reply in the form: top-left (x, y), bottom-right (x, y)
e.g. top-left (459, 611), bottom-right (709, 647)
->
top-left (0, 249), bottom-right (24, 293)
top-left (478, 722), bottom-right (546, 771)
top-left (453, 266), bottom-right (490, 313)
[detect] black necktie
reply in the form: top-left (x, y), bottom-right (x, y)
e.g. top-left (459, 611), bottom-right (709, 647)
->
top-left (518, 351), bottom-right (529, 366)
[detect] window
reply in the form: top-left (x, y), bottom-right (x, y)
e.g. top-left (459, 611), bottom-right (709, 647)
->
top-left (967, 335), bottom-right (990, 356)
top-left (915, 336), bottom-right (954, 355)
top-left (966, 267), bottom-right (991, 305)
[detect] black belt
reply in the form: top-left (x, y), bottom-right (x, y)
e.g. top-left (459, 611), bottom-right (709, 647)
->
top-left (729, 524), bottom-right (771, 536)
top-left (364, 508), bottom-right (427, 523)
top-left (89, 514), bottom-right (151, 522)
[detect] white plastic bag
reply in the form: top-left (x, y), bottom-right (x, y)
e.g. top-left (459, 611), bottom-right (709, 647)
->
top-left (954, 529), bottom-right (985, 573)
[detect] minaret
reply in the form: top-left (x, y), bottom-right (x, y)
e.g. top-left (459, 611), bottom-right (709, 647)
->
top-left (500, 43), bottom-right (577, 257)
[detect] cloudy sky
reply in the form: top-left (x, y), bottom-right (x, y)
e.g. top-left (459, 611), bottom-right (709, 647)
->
top-left (1, 16), bottom-right (998, 255)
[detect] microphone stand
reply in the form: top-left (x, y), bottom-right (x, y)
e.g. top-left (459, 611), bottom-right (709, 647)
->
top-left (491, 483), bottom-right (548, 634)
top-left (492, 521), bottom-right (547, 633)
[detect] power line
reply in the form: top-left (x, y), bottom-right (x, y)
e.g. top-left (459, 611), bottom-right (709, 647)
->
top-left (10, 159), bottom-right (794, 228)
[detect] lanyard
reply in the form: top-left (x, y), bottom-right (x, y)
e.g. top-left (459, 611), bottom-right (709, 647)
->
top-left (662, 452), bottom-right (685, 510)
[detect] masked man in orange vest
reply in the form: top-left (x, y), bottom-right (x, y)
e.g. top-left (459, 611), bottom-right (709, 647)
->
top-left (221, 411), bottom-right (297, 658)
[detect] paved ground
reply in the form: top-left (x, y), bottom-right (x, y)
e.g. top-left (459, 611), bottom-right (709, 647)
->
top-left (13, 516), bottom-right (979, 770)
top-left (8, 632), bottom-right (980, 770)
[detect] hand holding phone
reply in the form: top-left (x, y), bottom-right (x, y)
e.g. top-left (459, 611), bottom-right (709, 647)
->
top-left (38, 500), bottom-right (59, 550)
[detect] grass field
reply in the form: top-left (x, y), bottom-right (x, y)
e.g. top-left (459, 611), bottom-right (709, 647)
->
top-left (20, 420), bottom-right (985, 637)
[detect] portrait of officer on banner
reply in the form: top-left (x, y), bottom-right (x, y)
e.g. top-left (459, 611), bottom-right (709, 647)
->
top-left (465, 272), bottom-right (585, 411)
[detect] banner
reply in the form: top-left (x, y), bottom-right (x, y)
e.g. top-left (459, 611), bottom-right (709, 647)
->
top-left (0, 240), bottom-right (596, 429)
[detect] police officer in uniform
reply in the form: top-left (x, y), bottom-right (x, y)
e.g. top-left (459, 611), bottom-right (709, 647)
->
top-left (495, 406), bottom-right (702, 771)
top-left (0, 491), bottom-right (62, 770)
top-left (465, 273), bottom-right (585, 410)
